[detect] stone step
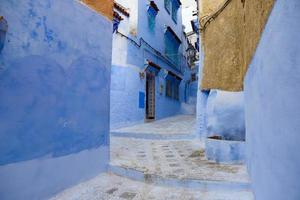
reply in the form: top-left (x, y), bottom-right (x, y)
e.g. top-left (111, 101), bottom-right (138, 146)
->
top-left (50, 173), bottom-right (254, 200)
top-left (110, 131), bottom-right (197, 140)
top-left (109, 164), bottom-right (251, 191)
top-left (110, 137), bottom-right (251, 191)
top-left (110, 115), bottom-right (197, 140)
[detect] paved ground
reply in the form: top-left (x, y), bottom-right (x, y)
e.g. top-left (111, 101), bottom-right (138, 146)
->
top-left (51, 173), bottom-right (254, 200)
top-left (110, 137), bottom-right (250, 184)
top-left (111, 115), bottom-right (196, 136)
top-left (50, 115), bottom-right (253, 200)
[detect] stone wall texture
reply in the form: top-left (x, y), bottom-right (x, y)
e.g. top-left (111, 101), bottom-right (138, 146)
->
top-left (199, 0), bottom-right (274, 91)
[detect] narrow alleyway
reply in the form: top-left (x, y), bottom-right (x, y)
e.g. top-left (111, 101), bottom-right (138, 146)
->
top-left (2, 1), bottom-right (300, 199)
top-left (51, 115), bottom-right (253, 200)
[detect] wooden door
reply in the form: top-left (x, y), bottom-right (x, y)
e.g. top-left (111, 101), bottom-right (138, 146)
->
top-left (146, 72), bottom-right (155, 120)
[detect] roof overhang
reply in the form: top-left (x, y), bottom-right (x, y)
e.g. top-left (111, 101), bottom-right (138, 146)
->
top-left (146, 59), bottom-right (161, 70)
top-left (150, 1), bottom-right (159, 12)
top-left (168, 71), bottom-right (182, 80)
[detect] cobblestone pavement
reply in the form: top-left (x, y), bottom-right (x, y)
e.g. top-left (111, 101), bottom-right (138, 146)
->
top-left (111, 115), bottom-right (196, 136)
top-left (51, 173), bottom-right (254, 200)
top-left (110, 137), bottom-right (250, 183)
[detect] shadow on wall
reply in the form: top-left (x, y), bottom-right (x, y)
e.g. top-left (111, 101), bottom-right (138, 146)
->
top-left (0, 55), bottom-right (110, 165)
top-left (206, 90), bottom-right (245, 141)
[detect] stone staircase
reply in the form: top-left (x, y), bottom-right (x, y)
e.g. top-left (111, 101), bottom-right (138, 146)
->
top-left (51, 115), bottom-right (254, 200)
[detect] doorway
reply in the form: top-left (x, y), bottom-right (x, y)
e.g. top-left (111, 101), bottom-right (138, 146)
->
top-left (146, 71), bottom-right (155, 121)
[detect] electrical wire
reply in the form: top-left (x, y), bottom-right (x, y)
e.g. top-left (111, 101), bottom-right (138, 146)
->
top-left (199, 0), bottom-right (232, 32)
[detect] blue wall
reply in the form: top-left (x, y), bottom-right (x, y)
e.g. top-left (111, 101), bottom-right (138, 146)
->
top-left (244, 1), bottom-right (300, 199)
top-left (110, 0), bottom-right (192, 129)
top-left (137, 0), bottom-right (183, 57)
top-left (181, 67), bottom-right (198, 115)
top-left (196, 56), bottom-right (209, 138)
top-left (206, 90), bottom-right (245, 141)
top-left (0, 0), bottom-right (112, 199)
top-left (110, 40), bottom-right (185, 128)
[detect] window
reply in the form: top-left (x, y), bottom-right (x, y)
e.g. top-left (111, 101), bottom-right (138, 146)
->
top-left (166, 79), bottom-right (172, 97)
top-left (165, 0), bottom-right (180, 23)
top-left (165, 73), bottom-right (181, 101)
top-left (147, 2), bottom-right (159, 32)
top-left (164, 0), bottom-right (171, 13)
top-left (174, 81), bottom-right (179, 100)
top-left (191, 73), bottom-right (197, 82)
top-left (171, 0), bottom-right (180, 23)
top-left (164, 27), bottom-right (181, 66)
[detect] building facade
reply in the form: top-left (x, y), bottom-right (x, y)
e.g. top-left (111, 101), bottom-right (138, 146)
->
top-left (0, 0), bottom-right (113, 199)
top-left (180, 0), bottom-right (199, 115)
top-left (110, 0), bottom-right (196, 129)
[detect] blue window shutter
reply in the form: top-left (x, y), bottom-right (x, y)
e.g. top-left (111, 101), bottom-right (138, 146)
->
top-left (147, 6), bottom-right (157, 32)
top-left (113, 18), bottom-right (120, 33)
top-left (164, 0), bottom-right (171, 13)
top-left (171, 0), bottom-right (180, 23)
top-left (164, 29), bottom-right (181, 66)
top-left (165, 74), bottom-right (180, 100)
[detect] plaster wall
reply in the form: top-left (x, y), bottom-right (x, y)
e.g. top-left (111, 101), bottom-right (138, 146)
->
top-left (114, 0), bottom-right (138, 36)
top-left (110, 36), bottom-right (184, 128)
top-left (206, 91), bottom-right (245, 141)
top-left (244, 1), bottom-right (300, 199)
top-left (0, 0), bottom-right (112, 199)
top-left (195, 45), bottom-right (209, 138)
top-left (200, 0), bottom-right (224, 16)
top-left (110, 35), bottom-right (145, 128)
top-left (205, 138), bottom-right (245, 164)
top-left (0, 147), bottom-right (108, 200)
top-left (199, 0), bottom-right (274, 91)
top-left (180, 66), bottom-right (198, 115)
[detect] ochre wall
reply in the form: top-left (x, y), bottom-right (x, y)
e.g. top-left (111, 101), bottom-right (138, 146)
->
top-left (201, 0), bottom-right (224, 17)
top-left (199, 0), bottom-right (274, 91)
top-left (81, 0), bottom-right (113, 20)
